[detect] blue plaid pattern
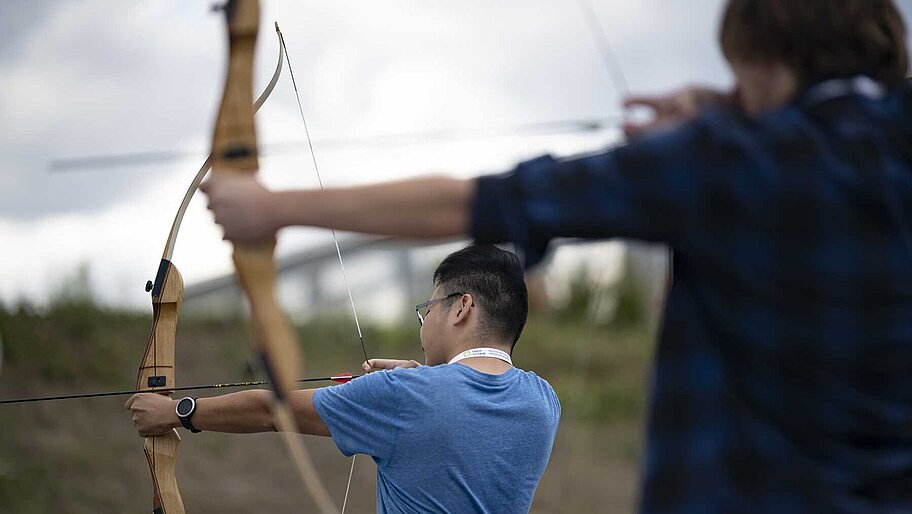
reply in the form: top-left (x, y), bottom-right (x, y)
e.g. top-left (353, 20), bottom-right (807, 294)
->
top-left (472, 81), bottom-right (912, 513)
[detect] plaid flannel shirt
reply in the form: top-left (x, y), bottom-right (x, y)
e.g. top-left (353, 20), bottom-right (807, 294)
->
top-left (472, 78), bottom-right (912, 514)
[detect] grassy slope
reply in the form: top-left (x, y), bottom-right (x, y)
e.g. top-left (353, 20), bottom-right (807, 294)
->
top-left (0, 301), bottom-right (654, 513)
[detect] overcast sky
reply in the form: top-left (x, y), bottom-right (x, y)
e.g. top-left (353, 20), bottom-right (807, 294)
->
top-left (1, 0), bottom-right (911, 309)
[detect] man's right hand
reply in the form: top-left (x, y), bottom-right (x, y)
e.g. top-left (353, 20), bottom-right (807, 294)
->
top-left (623, 86), bottom-right (738, 139)
top-left (363, 359), bottom-right (421, 372)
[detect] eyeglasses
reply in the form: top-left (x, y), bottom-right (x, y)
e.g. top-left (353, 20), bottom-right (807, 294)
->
top-left (415, 292), bottom-right (465, 326)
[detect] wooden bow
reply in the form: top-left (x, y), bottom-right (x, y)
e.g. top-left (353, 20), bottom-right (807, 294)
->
top-left (136, 23), bottom-right (286, 514)
top-left (209, 1), bottom-right (337, 513)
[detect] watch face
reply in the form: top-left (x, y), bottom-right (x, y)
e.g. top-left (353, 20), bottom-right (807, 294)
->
top-left (176, 397), bottom-right (194, 416)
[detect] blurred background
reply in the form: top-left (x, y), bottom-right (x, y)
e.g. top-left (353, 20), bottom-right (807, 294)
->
top-left (1, 1), bottom-right (910, 512)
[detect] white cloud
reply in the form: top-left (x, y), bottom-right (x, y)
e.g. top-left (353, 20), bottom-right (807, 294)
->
top-left (4, 0), bottom-right (909, 308)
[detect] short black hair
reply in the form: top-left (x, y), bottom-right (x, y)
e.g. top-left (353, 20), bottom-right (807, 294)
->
top-left (433, 244), bottom-right (528, 347)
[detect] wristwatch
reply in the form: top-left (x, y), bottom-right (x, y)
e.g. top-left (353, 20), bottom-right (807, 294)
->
top-left (175, 397), bottom-right (202, 433)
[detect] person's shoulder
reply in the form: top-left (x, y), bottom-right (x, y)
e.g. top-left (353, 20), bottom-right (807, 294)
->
top-left (517, 369), bottom-right (557, 393)
top-left (370, 365), bottom-right (443, 388)
top-left (368, 365), bottom-right (474, 405)
top-left (323, 366), bottom-right (438, 404)
top-left (515, 368), bottom-right (549, 383)
top-left (514, 369), bottom-right (562, 422)
top-left (512, 369), bottom-right (558, 400)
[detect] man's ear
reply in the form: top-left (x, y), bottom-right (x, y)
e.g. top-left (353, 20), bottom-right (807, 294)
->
top-left (452, 293), bottom-right (475, 325)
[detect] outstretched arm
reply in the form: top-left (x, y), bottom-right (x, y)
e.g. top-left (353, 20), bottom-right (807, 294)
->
top-left (200, 86), bottom-right (735, 247)
top-left (125, 388), bottom-right (330, 437)
top-left (202, 175), bottom-right (474, 244)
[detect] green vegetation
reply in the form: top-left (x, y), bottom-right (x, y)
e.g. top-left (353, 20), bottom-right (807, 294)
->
top-left (0, 277), bottom-right (655, 513)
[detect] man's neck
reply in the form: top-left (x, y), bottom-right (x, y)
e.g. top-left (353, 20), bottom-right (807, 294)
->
top-left (447, 345), bottom-right (513, 375)
top-left (459, 358), bottom-right (511, 375)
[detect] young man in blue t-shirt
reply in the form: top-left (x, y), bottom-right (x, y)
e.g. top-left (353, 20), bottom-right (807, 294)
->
top-left (127, 244), bottom-right (560, 513)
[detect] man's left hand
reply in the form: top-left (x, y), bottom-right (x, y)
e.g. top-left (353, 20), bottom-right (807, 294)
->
top-left (125, 393), bottom-right (179, 436)
top-left (201, 175), bottom-right (281, 243)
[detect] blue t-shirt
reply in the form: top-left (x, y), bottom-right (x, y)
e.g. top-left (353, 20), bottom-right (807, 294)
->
top-left (313, 363), bottom-right (560, 513)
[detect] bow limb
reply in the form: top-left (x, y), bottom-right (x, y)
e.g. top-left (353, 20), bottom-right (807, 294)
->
top-left (210, 2), bottom-right (337, 513)
top-left (161, 25), bottom-right (285, 262)
top-left (134, 26), bottom-right (286, 514)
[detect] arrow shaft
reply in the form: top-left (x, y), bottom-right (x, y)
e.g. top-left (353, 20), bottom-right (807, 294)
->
top-left (0, 374), bottom-right (359, 405)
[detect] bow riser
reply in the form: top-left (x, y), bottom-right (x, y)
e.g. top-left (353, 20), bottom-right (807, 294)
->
top-left (138, 258), bottom-right (185, 514)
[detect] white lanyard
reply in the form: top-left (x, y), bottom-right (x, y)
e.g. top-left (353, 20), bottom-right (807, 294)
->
top-left (803, 75), bottom-right (885, 106)
top-left (448, 347), bottom-right (513, 366)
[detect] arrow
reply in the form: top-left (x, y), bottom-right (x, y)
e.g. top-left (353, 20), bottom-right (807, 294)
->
top-left (0, 373), bottom-right (359, 405)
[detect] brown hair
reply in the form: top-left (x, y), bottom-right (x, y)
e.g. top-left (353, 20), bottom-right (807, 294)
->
top-left (719, 0), bottom-right (909, 88)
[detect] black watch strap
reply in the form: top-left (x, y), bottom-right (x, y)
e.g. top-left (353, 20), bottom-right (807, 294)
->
top-left (176, 397), bottom-right (202, 433)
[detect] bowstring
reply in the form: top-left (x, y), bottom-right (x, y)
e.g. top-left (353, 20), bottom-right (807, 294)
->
top-left (576, 0), bottom-right (629, 99)
top-left (574, 0), bottom-right (673, 301)
top-left (276, 23), bottom-right (367, 513)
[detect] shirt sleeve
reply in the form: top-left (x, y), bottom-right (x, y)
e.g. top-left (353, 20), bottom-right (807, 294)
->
top-left (471, 119), bottom-right (717, 268)
top-left (312, 370), bottom-right (408, 460)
